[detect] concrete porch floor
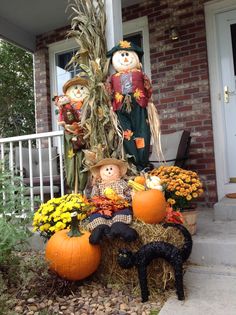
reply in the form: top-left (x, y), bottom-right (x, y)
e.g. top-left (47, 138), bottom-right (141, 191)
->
top-left (160, 204), bottom-right (236, 315)
top-left (159, 264), bottom-right (236, 315)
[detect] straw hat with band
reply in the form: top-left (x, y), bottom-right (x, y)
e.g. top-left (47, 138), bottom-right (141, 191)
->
top-left (90, 158), bottom-right (128, 178)
top-left (63, 76), bottom-right (89, 94)
top-left (107, 40), bottom-right (144, 61)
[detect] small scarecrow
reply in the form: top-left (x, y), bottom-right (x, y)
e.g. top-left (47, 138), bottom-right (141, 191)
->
top-left (53, 76), bottom-right (89, 193)
top-left (106, 40), bottom-right (162, 171)
top-left (88, 158), bottom-right (138, 244)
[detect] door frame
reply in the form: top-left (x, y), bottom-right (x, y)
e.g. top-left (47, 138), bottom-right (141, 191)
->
top-left (123, 16), bottom-right (151, 78)
top-left (205, 0), bottom-right (236, 200)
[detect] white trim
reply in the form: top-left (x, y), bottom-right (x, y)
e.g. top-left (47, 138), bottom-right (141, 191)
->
top-left (0, 15), bottom-right (36, 52)
top-left (48, 38), bottom-right (78, 132)
top-left (105, 0), bottom-right (123, 50)
top-left (205, 0), bottom-right (236, 200)
top-left (123, 16), bottom-right (151, 78)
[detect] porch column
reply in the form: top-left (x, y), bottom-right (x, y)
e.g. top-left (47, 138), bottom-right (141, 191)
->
top-left (34, 48), bottom-right (52, 133)
top-left (105, 0), bottom-right (123, 50)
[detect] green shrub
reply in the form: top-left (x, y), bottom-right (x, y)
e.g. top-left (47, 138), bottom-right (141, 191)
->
top-left (0, 161), bottom-right (33, 264)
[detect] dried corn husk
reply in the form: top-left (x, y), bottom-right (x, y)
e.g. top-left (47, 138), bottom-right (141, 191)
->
top-left (67, 0), bottom-right (123, 163)
top-left (147, 101), bottom-right (165, 162)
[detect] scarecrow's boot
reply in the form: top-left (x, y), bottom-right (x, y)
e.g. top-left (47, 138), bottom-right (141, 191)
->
top-left (89, 225), bottom-right (110, 245)
top-left (109, 222), bottom-right (138, 242)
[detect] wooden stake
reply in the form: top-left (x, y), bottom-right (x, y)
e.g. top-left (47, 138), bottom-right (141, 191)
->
top-left (74, 156), bottom-right (78, 194)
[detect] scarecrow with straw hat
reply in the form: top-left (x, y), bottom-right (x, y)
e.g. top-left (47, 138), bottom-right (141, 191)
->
top-left (106, 40), bottom-right (163, 171)
top-left (53, 75), bottom-right (89, 193)
top-left (88, 157), bottom-right (138, 245)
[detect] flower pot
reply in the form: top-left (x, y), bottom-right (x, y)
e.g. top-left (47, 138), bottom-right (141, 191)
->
top-left (182, 209), bottom-right (198, 235)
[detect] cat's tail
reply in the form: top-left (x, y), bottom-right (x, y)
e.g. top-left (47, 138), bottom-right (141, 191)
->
top-left (162, 223), bottom-right (193, 262)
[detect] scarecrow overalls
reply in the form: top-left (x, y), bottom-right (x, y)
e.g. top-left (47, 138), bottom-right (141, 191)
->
top-left (108, 69), bottom-right (152, 171)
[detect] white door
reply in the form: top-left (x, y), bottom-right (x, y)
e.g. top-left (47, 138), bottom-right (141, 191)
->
top-left (217, 9), bottom-right (236, 183)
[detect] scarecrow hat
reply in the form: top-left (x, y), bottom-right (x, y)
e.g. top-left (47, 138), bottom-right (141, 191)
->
top-left (90, 158), bottom-right (128, 178)
top-left (63, 76), bottom-right (89, 94)
top-left (107, 40), bottom-right (144, 60)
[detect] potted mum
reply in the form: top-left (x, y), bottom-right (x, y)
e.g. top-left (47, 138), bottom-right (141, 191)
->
top-left (33, 194), bottom-right (94, 240)
top-left (150, 165), bottom-right (204, 234)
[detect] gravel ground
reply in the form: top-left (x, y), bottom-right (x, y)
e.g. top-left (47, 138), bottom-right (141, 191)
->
top-left (1, 251), bottom-right (170, 315)
top-left (13, 281), bottom-right (164, 315)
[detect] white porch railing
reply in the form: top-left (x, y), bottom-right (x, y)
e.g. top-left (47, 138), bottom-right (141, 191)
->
top-left (0, 130), bottom-right (65, 211)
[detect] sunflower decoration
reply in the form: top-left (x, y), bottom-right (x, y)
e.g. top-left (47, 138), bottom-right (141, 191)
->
top-left (119, 40), bottom-right (132, 49)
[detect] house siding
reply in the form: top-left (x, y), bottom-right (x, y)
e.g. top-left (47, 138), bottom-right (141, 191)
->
top-left (34, 0), bottom-right (217, 206)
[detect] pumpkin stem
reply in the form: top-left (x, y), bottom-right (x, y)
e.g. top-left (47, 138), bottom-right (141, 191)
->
top-left (67, 213), bottom-right (84, 237)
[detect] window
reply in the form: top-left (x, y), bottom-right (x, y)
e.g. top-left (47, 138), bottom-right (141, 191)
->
top-left (55, 49), bottom-right (80, 95)
top-left (49, 39), bottom-right (78, 131)
top-left (230, 23), bottom-right (236, 76)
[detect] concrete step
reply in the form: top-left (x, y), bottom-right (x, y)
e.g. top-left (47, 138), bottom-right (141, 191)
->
top-left (159, 265), bottom-right (236, 315)
top-left (214, 196), bottom-right (236, 220)
top-left (189, 208), bottom-right (236, 266)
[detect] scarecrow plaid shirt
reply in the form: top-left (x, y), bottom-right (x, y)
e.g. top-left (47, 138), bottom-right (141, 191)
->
top-left (91, 179), bottom-right (132, 202)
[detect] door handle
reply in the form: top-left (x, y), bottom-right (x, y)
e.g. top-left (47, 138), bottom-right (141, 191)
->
top-left (224, 85), bottom-right (236, 103)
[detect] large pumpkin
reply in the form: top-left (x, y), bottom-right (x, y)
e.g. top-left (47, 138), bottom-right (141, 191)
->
top-left (132, 189), bottom-right (167, 224)
top-left (45, 229), bottom-right (101, 281)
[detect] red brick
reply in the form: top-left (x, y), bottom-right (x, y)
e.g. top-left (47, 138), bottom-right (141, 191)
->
top-left (160, 97), bottom-right (175, 104)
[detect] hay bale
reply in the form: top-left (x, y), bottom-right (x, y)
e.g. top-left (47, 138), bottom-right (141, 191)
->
top-left (96, 221), bottom-right (185, 295)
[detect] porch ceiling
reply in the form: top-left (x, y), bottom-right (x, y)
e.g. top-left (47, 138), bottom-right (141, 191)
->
top-left (0, 0), bottom-right (142, 52)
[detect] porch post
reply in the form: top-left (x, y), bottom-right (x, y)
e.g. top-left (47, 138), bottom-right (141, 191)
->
top-left (105, 0), bottom-right (123, 50)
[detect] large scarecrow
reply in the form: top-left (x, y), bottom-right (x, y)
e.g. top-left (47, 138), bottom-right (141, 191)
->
top-left (106, 40), bottom-right (162, 171)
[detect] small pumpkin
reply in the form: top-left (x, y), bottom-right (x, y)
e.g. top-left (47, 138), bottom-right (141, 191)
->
top-left (132, 189), bottom-right (167, 224)
top-left (45, 214), bottom-right (101, 281)
top-left (134, 175), bottom-right (146, 185)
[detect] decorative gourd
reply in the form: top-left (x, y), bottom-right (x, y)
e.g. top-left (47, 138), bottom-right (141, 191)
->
top-left (132, 190), bottom-right (167, 224)
top-left (128, 180), bottom-right (145, 191)
top-left (45, 213), bottom-right (101, 281)
top-left (134, 176), bottom-right (146, 185)
top-left (146, 176), bottom-right (162, 191)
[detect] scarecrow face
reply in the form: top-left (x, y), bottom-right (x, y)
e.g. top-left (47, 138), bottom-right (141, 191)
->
top-left (112, 50), bottom-right (140, 72)
top-left (54, 95), bottom-right (70, 107)
top-left (65, 84), bottom-right (89, 102)
top-left (99, 164), bottom-right (121, 182)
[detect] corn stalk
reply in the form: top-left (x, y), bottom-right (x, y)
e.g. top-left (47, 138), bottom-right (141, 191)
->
top-left (67, 0), bottom-right (123, 165)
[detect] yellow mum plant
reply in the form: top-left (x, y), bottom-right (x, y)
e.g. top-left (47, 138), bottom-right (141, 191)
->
top-left (33, 194), bottom-right (94, 239)
top-left (150, 165), bottom-right (204, 211)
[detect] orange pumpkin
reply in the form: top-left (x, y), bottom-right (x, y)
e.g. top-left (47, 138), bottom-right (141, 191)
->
top-left (45, 227), bottom-right (101, 281)
top-left (132, 189), bottom-right (167, 224)
top-left (134, 175), bottom-right (146, 185)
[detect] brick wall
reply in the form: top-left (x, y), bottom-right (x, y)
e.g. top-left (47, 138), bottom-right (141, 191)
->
top-left (35, 0), bottom-right (217, 205)
top-left (123, 0), bottom-right (217, 206)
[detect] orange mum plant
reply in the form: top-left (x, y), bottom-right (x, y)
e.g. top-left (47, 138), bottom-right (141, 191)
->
top-left (150, 165), bottom-right (204, 212)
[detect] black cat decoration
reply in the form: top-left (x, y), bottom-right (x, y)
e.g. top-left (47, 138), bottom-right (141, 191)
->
top-left (117, 223), bottom-right (193, 302)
